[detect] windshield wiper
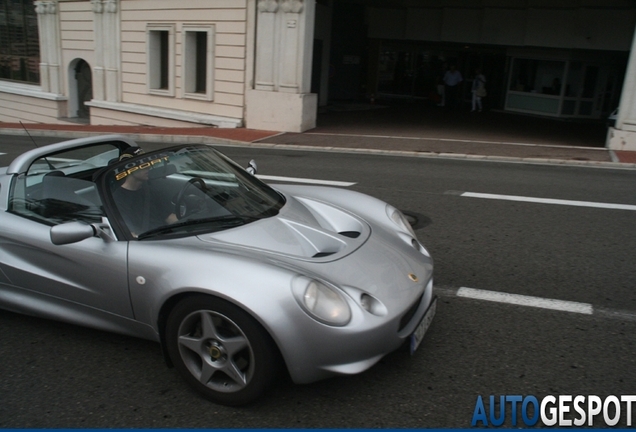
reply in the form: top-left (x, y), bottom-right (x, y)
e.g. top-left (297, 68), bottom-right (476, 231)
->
top-left (137, 215), bottom-right (259, 240)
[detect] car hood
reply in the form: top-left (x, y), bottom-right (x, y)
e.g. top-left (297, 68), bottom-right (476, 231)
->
top-left (197, 193), bottom-right (370, 262)
top-left (187, 185), bottom-right (430, 317)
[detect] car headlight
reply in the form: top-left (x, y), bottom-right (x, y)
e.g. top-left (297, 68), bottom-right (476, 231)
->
top-left (292, 277), bottom-right (351, 326)
top-left (387, 205), bottom-right (417, 237)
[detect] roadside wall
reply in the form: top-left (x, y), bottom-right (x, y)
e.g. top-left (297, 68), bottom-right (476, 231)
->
top-left (113, 0), bottom-right (248, 124)
top-left (0, 0), bottom-right (249, 128)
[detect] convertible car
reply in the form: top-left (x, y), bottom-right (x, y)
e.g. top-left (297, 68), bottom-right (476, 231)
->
top-left (0, 135), bottom-right (436, 405)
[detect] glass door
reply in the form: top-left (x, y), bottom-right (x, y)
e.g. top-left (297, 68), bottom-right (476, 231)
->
top-left (562, 62), bottom-right (613, 119)
top-left (577, 64), bottom-right (599, 117)
top-left (594, 68), bottom-right (619, 119)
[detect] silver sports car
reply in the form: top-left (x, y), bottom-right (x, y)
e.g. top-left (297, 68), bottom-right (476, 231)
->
top-left (0, 135), bottom-right (436, 405)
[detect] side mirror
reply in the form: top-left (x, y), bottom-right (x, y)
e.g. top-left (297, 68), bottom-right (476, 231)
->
top-left (246, 159), bottom-right (257, 175)
top-left (50, 221), bottom-right (96, 245)
top-left (50, 220), bottom-right (115, 245)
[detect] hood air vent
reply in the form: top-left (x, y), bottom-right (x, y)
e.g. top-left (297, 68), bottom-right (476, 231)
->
top-left (295, 197), bottom-right (365, 236)
top-left (339, 231), bottom-right (361, 239)
top-left (313, 252), bottom-right (336, 258)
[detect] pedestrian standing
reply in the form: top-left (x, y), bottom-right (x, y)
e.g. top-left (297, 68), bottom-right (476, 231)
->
top-left (443, 64), bottom-right (463, 109)
top-left (471, 69), bottom-right (486, 112)
top-left (436, 62), bottom-right (448, 106)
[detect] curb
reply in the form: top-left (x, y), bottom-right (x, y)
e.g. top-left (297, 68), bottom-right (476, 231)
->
top-left (1, 127), bottom-right (635, 170)
top-left (0, 127), bottom-right (245, 148)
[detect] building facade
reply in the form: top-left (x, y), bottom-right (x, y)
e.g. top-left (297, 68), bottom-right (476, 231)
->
top-left (1, 0), bottom-right (317, 132)
top-left (1, 0), bottom-right (636, 149)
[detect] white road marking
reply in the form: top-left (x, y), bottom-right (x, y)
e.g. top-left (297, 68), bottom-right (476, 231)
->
top-left (437, 286), bottom-right (636, 321)
top-left (257, 175), bottom-right (356, 187)
top-left (461, 192), bottom-right (636, 211)
top-left (457, 287), bottom-right (594, 315)
top-left (305, 132), bottom-right (606, 150)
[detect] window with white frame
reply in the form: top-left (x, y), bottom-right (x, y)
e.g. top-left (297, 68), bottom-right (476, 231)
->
top-left (0, 0), bottom-right (40, 83)
top-left (147, 24), bottom-right (174, 96)
top-left (508, 58), bottom-right (565, 95)
top-left (182, 25), bottom-right (214, 101)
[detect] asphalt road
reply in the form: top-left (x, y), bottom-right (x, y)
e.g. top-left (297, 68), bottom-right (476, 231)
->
top-left (0, 136), bottom-right (635, 428)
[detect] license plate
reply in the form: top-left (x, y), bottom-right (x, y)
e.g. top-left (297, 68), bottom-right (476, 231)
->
top-left (410, 296), bottom-right (437, 355)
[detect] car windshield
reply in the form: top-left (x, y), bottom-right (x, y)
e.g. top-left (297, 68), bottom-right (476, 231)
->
top-left (102, 145), bottom-right (286, 239)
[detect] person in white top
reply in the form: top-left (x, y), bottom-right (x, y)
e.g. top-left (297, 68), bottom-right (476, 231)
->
top-left (471, 69), bottom-right (487, 112)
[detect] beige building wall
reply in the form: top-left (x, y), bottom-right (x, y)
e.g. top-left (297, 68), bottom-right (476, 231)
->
top-left (0, 90), bottom-right (67, 124)
top-left (90, 0), bottom-right (247, 127)
top-left (108, 0), bottom-right (248, 126)
top-left (0, 0), bottom-right (251, 128)
top-left (0, 0), bottom-right (319, 131)
top-left (60, 1), bottom-right (94, 69)
top-left (59, 1), bottom-right (94, 119)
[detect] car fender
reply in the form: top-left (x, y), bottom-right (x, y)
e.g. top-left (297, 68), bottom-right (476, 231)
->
top-left (127, 240), bottom-right (327, 373)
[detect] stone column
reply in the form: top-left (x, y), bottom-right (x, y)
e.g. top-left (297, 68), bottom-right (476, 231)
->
top-left (278, 0), bottom-right (302, 92)
top-left (34, 1), bottom-right (61, 94)
top-left (91, 0), bottom-right (105, 101)
top-left (104, 0), bottom-right (119, 102)
top-left (255, 0), bottom-right (278, 91)
top-left (92, 0), bottom-right (120, 102)
top-left (247, 0), bottom-right (317, 132)
top-left (34, 1), bottom-right (50, 93)
top-left (279, 0), bottom-right (314, 94)
top-left (608, 23), bottom-right (636, 151)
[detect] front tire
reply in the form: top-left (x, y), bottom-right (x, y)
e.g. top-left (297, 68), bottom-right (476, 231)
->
top-left (165, 295), bottom-right (279, 405)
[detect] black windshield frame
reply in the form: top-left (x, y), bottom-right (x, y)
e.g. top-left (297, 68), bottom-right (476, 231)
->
top-left (96, 144), bottom-right (286, 241)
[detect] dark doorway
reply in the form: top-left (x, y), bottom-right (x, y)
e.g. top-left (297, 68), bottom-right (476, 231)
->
top-left (372, 41), bottom-right (508, 109)
top-left (74, 59), bottom-right (92, 119)
top-left (328, 1), bottom-right (367, 101)
top-left (311, 38), bottom-right (323, 95)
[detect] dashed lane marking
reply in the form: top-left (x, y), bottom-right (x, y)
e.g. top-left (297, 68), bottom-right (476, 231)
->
top-left (257, 175), bottom-right (356, 187)
top-left (435, 286), bottom-right (636, 322)
top-left (457, 287), bottom-right (593, 315)
top-left (460, 191), bottom-right (636, 211)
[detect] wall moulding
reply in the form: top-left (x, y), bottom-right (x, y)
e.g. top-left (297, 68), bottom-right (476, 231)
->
top-left (105, 0), bottom-right (117, 14)
top-left (90, 0), bottom-right (117, 14)
top-left (34, 1), bottom-right (57, 15)
top-left (91, 0), bottom-right (103, 13)
top-left (280, 0), bottom-right (303, 14)
top-left (258, 0), bottom-right (278, 13)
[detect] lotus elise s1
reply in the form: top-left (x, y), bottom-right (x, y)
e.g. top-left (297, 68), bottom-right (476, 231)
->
top-left (0, 135), bottom-right (436, 405)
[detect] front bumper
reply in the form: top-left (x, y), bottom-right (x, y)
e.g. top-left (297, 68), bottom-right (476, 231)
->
top-left (282, 272), bottom-right (435, 384)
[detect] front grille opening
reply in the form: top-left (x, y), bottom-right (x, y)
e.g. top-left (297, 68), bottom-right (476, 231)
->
top-left (398, 294), bottom-right (423, 332)
top-left (339, 231), bottom-right (360, 239)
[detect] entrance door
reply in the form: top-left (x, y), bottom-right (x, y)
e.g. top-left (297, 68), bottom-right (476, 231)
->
top-left (377, 47), bottom-right (416, 96)
top-left (573, 64), bottom-right (617, 119)
top-left (594, 67), bottom-right (619, 119)
top-left (376, 44), bottom-right (435, 99)
top-left (75, 60), bottom-right (92, 119)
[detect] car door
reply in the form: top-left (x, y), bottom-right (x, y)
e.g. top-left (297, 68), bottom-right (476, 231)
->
top-left (0, 143), bottom-right (132, 319)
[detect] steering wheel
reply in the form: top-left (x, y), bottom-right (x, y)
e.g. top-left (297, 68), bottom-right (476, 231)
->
top-left (175, 177), bottom-right (208, 220)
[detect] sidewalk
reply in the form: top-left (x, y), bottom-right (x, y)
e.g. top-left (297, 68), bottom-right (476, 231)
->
top-left (1, 103), bottom-right (635, 168)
